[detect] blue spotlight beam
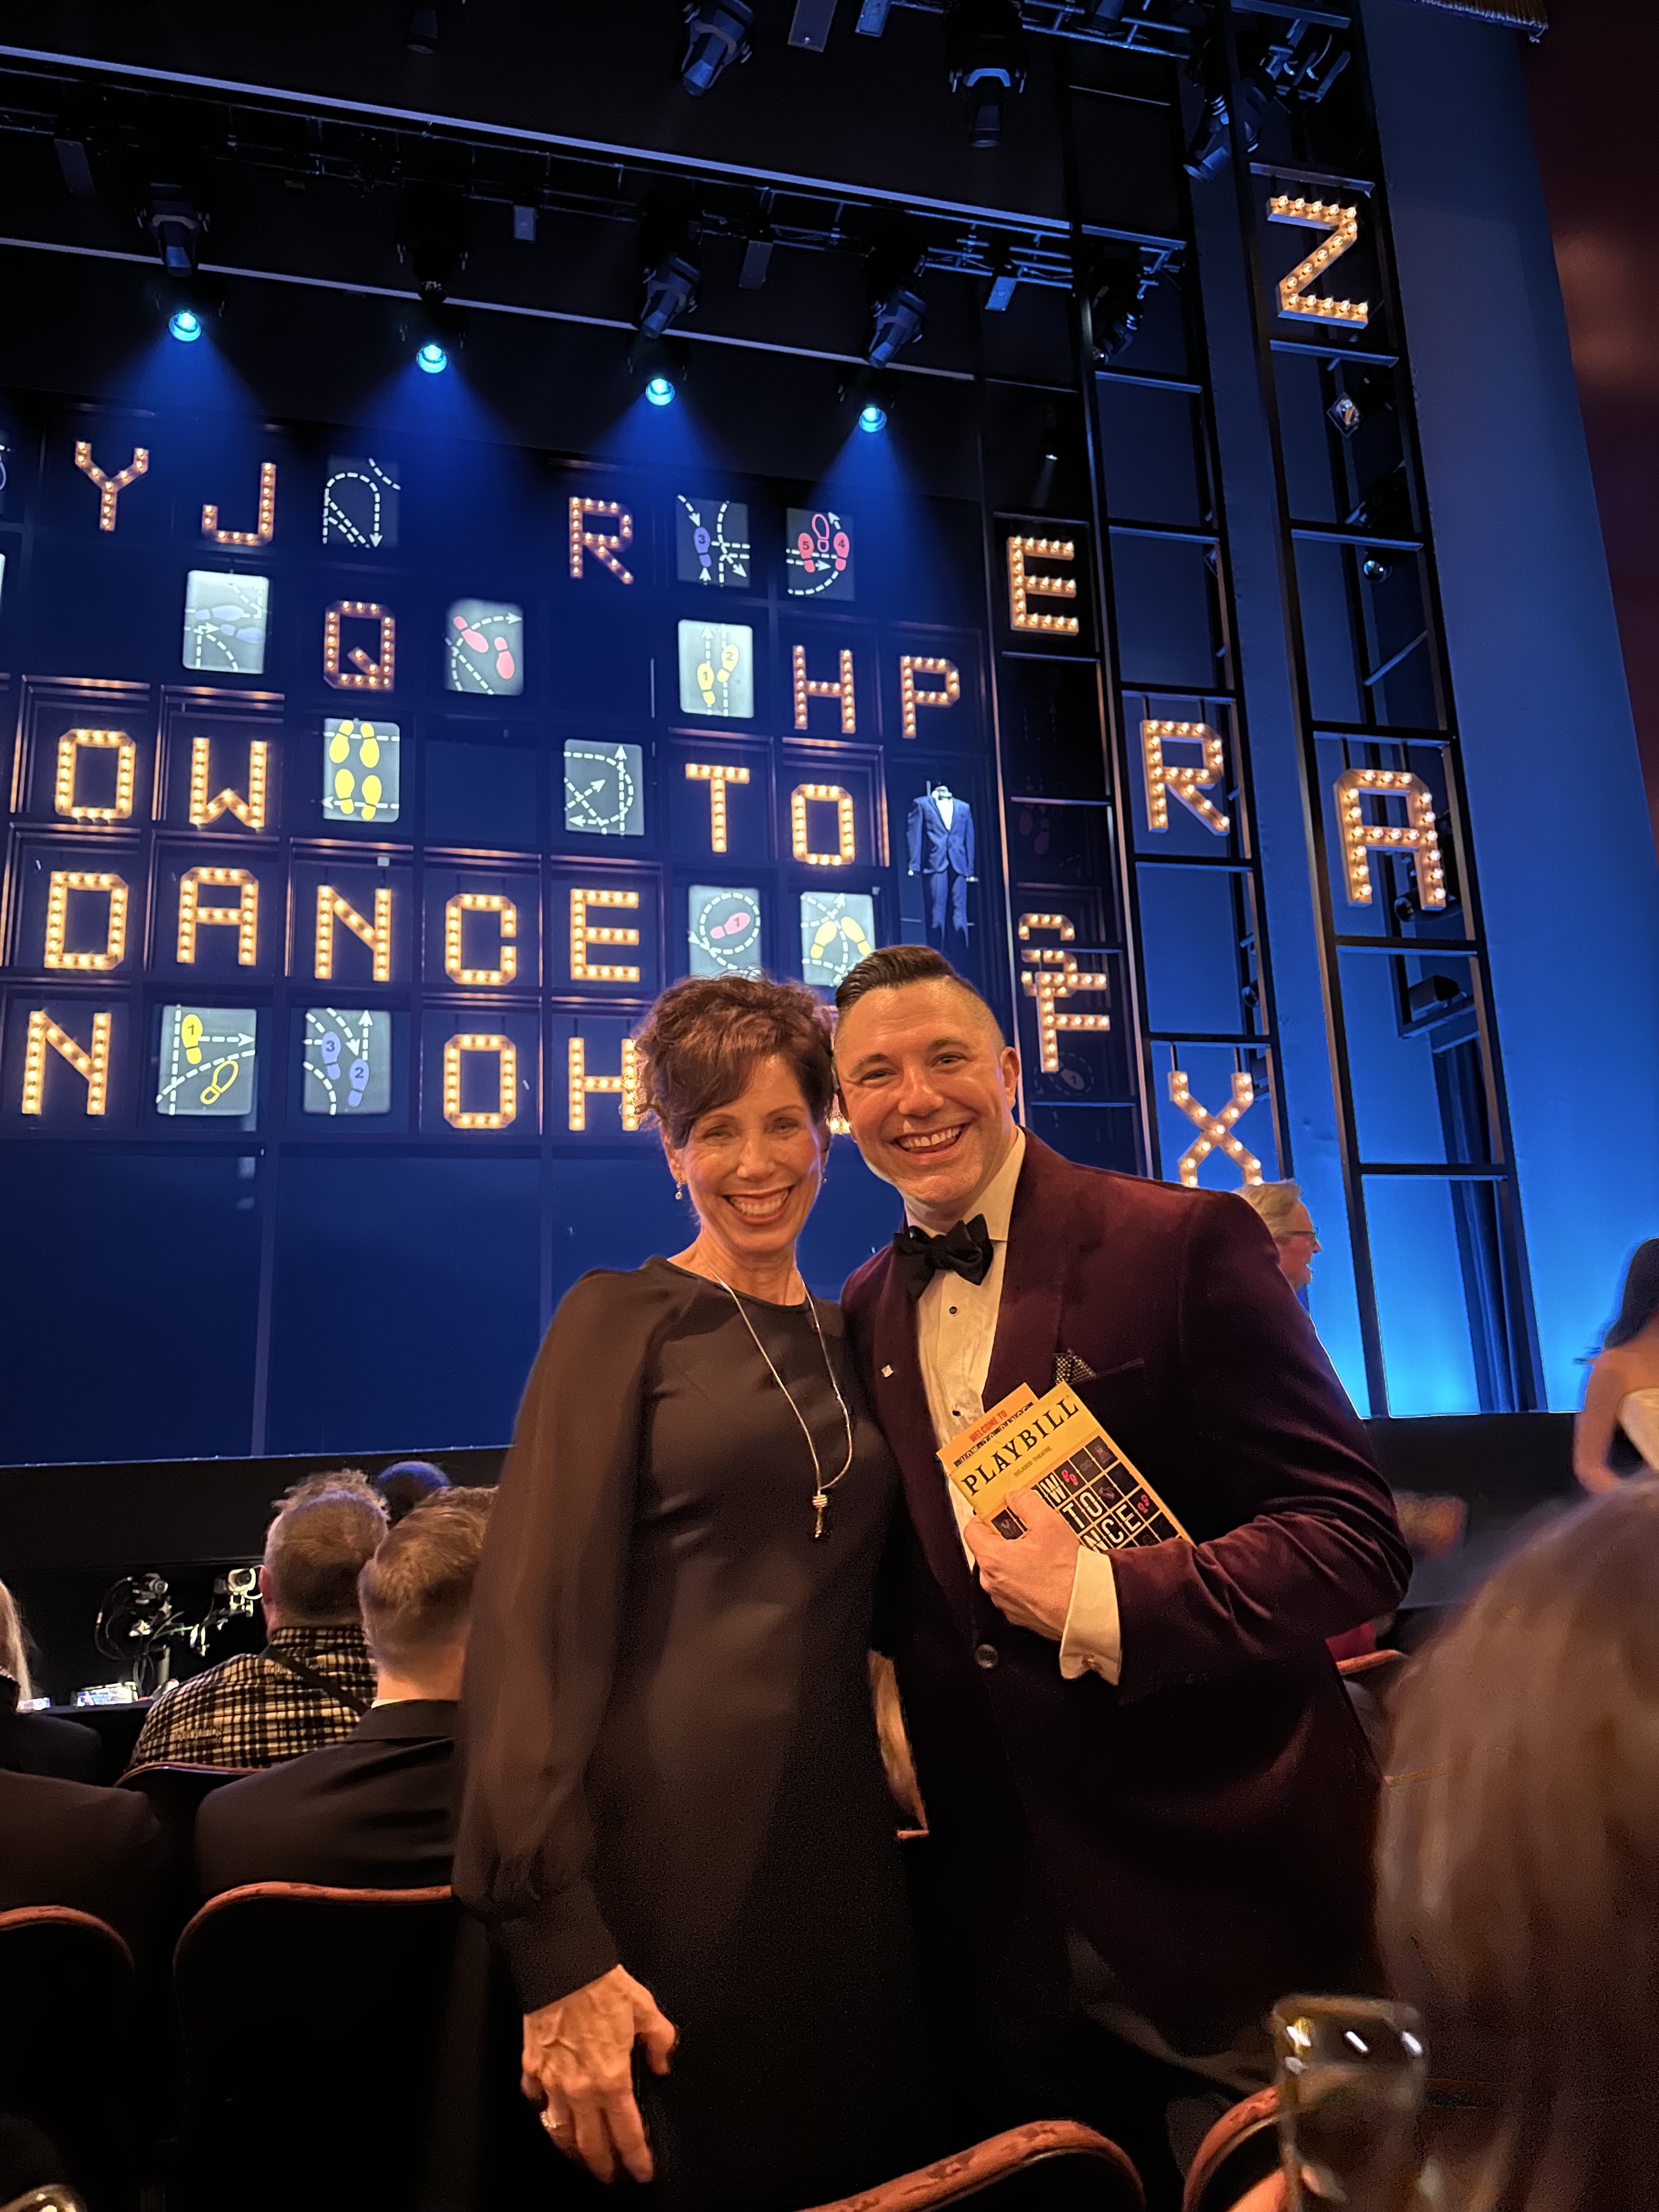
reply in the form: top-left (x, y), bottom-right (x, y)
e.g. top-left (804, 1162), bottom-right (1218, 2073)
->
top-left (415, 341), bottom-right (449, 374)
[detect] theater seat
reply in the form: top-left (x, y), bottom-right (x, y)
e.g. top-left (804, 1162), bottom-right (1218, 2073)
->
top-left (172, 1882), bottom-right (557, 2212)
top-left (0, 1908), bottom-right (139, 2212)
top-left (804, 2119), bottom-right (1144, 2212)
top-left (1180, 2089), bottom-right (1278, 2212)
top-left (119, 1762), bottom-right (253, 1833)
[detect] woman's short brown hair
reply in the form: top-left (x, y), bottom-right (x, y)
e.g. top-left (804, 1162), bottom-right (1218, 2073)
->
top-left (634, 974), bottom-right (834, 1149)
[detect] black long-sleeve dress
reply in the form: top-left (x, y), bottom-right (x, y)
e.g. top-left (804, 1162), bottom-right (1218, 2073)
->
top-left (457, 1259), bottom-right (944, 2212)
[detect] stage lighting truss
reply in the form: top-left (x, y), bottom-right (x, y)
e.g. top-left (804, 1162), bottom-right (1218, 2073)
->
top-left (856, 0), bottom-right (1195, 60)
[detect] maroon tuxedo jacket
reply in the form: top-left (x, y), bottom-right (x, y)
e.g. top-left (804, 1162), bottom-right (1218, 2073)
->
top-left (843, 1134), bottom-right (1412, 2053)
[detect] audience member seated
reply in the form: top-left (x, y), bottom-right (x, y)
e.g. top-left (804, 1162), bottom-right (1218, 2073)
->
top-left (0, 1582), bottom-right (99, 1782)
top-left (1233, 1180), bottom-right (1320, 1293)
top-left (0, 1763), bottom-right (166, 1958)
top-left (1575, 1236), bottom-right (1659, 1488)
top-left (371, 1458), bottom-right (452, 1525)
top-left (126, 1480), bottom-right (386, 1772)
top-left (195, 1489), bottom-right (492, 1893)
top-left (1369, 1476), bottom-right (1659, 2212)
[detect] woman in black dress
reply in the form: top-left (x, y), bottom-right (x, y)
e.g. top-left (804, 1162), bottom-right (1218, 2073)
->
top-left (457, 975), bottom-right (943, 2212)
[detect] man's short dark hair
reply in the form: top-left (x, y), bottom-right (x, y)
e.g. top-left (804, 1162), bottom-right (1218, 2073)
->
top-left (833, 944), bottom-right (1001, 1036)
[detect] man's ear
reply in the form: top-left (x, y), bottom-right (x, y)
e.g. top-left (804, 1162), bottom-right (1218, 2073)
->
top-left (999, 1043), bottom-right (1022, 1104)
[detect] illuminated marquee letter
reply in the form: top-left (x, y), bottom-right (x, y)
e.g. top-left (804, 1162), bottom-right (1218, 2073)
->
top-left (178, 867), bottom-right (259, 967)
top-left (792, 644), bottom-right (856, 733)
top-left (1333, 768), bottom-right (1446, 910)
top-left (314, 884), bottom-right (392, 980)
top-left (74, 441), bottom-right (149, 532)
top-left (790, 784), bottom-right (856, 867)
top-left (323, 601), bottom-right (396, 691)
top-left (898, 657), bottom-right (960, 740)
top-left (189, 736), bottom-right (269, 831)
top-left (1020, 939), bottom-right (1110, 1073)
top-left (1007, 535), bottom-right (1079, 634)
top-left (684, 763), bottom-right (750, 853)
top-left (1267, 196), bottom-right (1369, 329)
top-left (569, 888), bottom-right (641, 983)
top-left (55, 729), bottom-right (137, 822)
top-left (21, 1009), bottom-right (112, 1116)
top-left (45, 872), bottom-right (128, 970)
top-left (567, 1037), bottom-right (642, 1131)
top-left (568, 498), bottom-right (635, 585)
top-left (1169, 1069), bottom-right (1262, 1189)
top-left (202, 461), bottom-right (277, 546)
top-left (1017, 912), bottom-right (1075, 943)
top-left (444, 893), bottom-right (518, 987)
top-left (1142, 720), bottom-right (1230, 836)
top-left (443, 1034), bottom-right (516, 1130)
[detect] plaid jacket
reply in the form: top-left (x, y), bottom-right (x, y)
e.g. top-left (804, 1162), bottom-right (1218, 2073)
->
top-left (125, 1626), bottom-right (375, 1773)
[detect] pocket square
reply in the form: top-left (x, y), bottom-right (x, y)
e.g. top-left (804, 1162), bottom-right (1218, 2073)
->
top-left (1054, 1347), bottom-right (1099, 1386)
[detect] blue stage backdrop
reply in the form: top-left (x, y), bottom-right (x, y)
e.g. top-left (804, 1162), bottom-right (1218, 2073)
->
top-left (0, 388), bottom-right (1139, 1460)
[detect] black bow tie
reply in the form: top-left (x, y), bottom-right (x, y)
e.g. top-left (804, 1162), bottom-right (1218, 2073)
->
top-left (891, 1215), bottom-right (994, 1301)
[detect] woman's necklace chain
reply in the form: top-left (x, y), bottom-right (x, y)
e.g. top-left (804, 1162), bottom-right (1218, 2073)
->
top-left (713, 1274), bottom-right (854, 1541)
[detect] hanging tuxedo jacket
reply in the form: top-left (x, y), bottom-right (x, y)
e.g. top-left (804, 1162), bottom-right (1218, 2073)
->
top-left (906, 792), bottom-right (975, 879)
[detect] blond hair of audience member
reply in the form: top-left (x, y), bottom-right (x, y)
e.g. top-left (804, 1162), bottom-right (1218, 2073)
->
top-left (1234, 1180), bottom-right (1321, 1291)
top-left (356, 1487), bottom-right (493, 1701)
top-left (261, 1483), bottom-right (387, 1630)
top-left (1376, 1480), bottom-right (1659, 2212)
top-left (0, 1577), bottom-right (34, 1702)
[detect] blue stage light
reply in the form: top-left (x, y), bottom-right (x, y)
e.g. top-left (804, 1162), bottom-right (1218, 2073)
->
top-left (415, 341), bottom-right (449, 375)
top-left (858, 402), bottom-right (888, 434)
top-left (168, 308), bottom-right (203, 344)
top-left (645, 375), bottom-right (676, 408)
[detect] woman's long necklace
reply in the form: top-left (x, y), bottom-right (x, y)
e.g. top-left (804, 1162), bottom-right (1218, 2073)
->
top-left (714, 1275), bottom-right (854, 1540)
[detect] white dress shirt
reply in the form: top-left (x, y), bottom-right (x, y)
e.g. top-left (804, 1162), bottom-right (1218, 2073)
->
top-left (909, 1128), bottom-right (1121, 1683)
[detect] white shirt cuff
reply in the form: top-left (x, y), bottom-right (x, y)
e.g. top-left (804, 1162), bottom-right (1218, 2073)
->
top-left (1058, 1544), bottom-right (1121, 1684)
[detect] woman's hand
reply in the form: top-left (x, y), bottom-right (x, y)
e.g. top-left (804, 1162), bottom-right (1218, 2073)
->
top-left (521, 1963), bottom-right (678, 2183)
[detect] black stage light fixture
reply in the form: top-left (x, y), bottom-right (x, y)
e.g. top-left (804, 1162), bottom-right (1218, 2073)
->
top-left (739, 236), bottom-right (774, 290)
top-left (405, 5), bottom-right (439, 53)
top-left (1086, 255), bottom-right (1150, 361)
top-left (640, 246), bottom-right (701, 337)
top-left (143, 182), bottom-right (205, 276)
top-left (681, 2), bottom-right (754, 93)
top-left (1182, 79), bottom-right (1273, 182)
top-left (946, 0), bottom-right (1028, 149)
top-left (867, 280), bottom-right (926, 366)
top-left (1328, 367), bottom-right (1392, 437)
top-left (55, 134), bottom-right (96, 198)
top-left (397, 182), bottom-right (470, 304)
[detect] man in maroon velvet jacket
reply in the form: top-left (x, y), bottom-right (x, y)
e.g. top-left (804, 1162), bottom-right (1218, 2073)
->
top-left (834, 948), bottom-right (1410, 2123)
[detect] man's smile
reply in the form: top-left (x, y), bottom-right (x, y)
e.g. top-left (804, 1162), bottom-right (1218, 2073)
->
top-left (893, 1125), bottom-right (968, 1156)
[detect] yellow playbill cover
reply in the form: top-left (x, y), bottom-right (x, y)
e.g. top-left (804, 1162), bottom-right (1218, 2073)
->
top-left (939, 1382), bottom-right (1191, 1552)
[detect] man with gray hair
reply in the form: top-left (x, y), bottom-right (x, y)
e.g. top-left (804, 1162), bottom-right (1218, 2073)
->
top-left (126, 1478), bottom-right (386, 1771)
top-left (196, 1489), bottom-right (493, 1893)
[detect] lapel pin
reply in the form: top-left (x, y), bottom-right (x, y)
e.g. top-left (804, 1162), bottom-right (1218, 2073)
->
top-left (881, 1364), bottom-right (894, 1378)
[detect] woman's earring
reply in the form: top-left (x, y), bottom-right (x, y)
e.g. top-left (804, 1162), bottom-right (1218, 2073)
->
top-left (674, 1178), bottom-right (685, 1202)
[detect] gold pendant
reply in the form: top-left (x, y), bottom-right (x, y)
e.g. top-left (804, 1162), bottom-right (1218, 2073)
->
top-left (812, 1490), bottom-right (828, 1540)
